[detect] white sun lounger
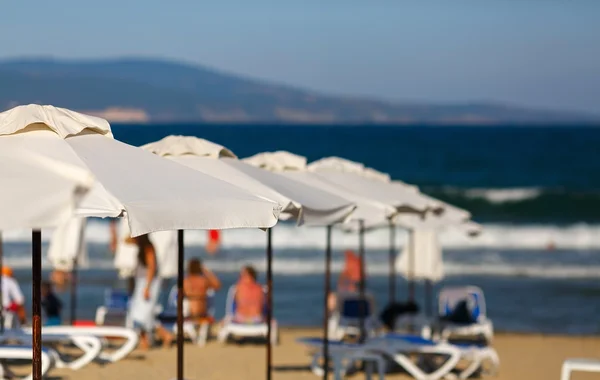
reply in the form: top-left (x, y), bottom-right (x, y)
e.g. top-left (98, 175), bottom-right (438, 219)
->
top-left (297, 337), bottom-right (386, 380)
top-left (0, 345), bottom-right (55, 380)
top-left (560, 358), bottom-right (600, 380)
top-left (376, 334), bottom-right (499, 380)
top-left (0, 330), bottom-right (102, 370)
top-left (299, 333), bottom-right (498, 380)
top-left (217, 285), bottom-right (278, 344)
top-left (28, 325), bottom-right (138, 363)
top-left (329, 292), bottom-right (380, 341)
top-left (437, 286), bottom-right (494, 343)
top-left (156, 286), bottom-right (215, 346)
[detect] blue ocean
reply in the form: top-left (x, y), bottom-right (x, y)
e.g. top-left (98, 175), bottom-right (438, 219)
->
top-left (5, 124), bottom-right (600, 335)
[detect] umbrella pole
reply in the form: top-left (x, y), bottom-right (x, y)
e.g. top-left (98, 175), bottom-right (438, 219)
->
top-left (32, 230), bottom-right (42, 380)
top-left (358, 220), bottom-right (366, 343)
top-left (177, 230), bottom-right (185, 380)
top-left (425, 280), bottom-right (433, 317)
top-left (0, 231), bottom-right (4, 333)
top-left (407, 230), bottom-right (415, 303)
top-left (266, 228), bottom-right (273, 380)
top-left (388, 222), bottom-right (396, 305)
top-left (322, 225), bottom-right (332, 380)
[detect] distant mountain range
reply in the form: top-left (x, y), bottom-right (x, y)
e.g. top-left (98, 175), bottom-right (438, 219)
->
top-left (0, 57), bottom-right (597, 124)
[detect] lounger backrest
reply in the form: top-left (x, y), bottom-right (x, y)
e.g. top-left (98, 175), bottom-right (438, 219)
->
top-left (438, 286), bottom-right (486, 320)
top-left (337, 292), bottom-right (375, 320)
top-left (105, 289), bottom-right (129, 310)
top-left (227, 284), bottom-right (269, 317)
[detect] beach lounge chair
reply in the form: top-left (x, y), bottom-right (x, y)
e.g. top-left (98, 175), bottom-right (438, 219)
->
top-left (0, 344), bottom-right (55, 380)
top-left (30, 325), bottom-right (138, 363)
top-left (217, 285), bottom-right (278, 344)
top-left (329, 292), bottom-right (380, 341)
top-left (0, 330), bottom-right (102, 370)
top-left (376, 334), bottom-right (499, 379)
top-left (299, 333), bottom-right (498, 380)
top-left (297, 337), bottom-right (386, 380)
top-left (299, 334), bottom-right (460, 380)
top-left (560, 358), bottom-right (600, 380)
top-left (156, 285), bottom-right (215, 346)
top-left (436, 286), bottom-right (494, 343)
top-left (95, 289), bottom-right (132, 328)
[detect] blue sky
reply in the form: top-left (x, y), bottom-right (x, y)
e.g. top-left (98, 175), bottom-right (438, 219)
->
top-left (1, 1), bottom-right (599, 114)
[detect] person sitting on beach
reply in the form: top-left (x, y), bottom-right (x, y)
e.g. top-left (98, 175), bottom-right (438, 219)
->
top-left (156, 258), bottom-right (221, 347)
top-left (1, 266), bottom-right (27, 326)
top-left (41, 281), bottom-right (63, 326)
top-left (232, 265), bottom-right (265, 323)
top-left (328, 250), bottom-right (364, 312)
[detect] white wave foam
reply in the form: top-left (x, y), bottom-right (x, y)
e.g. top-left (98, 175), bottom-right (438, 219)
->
top-left (462, 187), bottom-right (542, 203)
top-left (3, 220), bottom-right (600, 250)
top-left (3, 254), bottom-right (596, 279)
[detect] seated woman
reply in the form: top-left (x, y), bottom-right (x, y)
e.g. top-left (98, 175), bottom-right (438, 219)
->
top-left (232, 266), bottom-right (265, 323)
top-left (328, 250), bottom-right (364, 312)
top-left (157, 258), bottom-right (221, 347)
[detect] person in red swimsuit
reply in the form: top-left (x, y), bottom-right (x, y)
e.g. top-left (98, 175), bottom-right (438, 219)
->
top-left (328, 250), bottom-right (364, 312)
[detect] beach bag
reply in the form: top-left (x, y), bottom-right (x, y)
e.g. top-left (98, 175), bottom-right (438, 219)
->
top-left (441, 300), bottom-right (475, 324)
top-left (379, 301), bottom-right (420, 330)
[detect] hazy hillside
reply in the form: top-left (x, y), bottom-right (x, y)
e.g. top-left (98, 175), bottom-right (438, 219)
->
top-left (0, 58), bottom-right (596, 124)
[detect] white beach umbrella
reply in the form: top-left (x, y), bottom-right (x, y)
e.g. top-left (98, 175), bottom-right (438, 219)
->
top-left (0, 106), bottom-right (280, 235)
top-left (47, 216), bottom-right (88, 272)
top-left (396, 229), bottom-right (444, 282)
top-left (143, 136), bottom-right (356, 380)
top-left (243, 150), bottom-right (307, 172)
top-left (143, 137), bottom-right (356, 226)
top-left (0, 105), bottom-right (281, 380)
top-left (308, 159), bottom-right (432, 214)
top-left (0, 143), bottom-right (93, 231)
top-left (394, 209), bottom-right (480, 314)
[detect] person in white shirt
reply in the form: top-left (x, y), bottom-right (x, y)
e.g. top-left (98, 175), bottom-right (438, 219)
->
top-left (1, 266), bottom-right (26, 326)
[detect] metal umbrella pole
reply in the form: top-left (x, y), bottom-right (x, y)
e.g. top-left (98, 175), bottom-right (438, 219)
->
top-left (407, 230), bottom-right (415, 303)
top-left (176, 230), bottom-right (185, 380)
top-left (425, 280), bottom-right (433, 317)
top-left (388, 221), bottom-right (396, 305)
top-left (322, 225), bottom-right (332, 379)
top-left (358, 220), bottom-right (366, 343)
top-left (266, 228), bottom-right (273, 380)
top-left (32, 230), bottom-right (43, 380)
top-left (0, 231), bottom-right (4, 333)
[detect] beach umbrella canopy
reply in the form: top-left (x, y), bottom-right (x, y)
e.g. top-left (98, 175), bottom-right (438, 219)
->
top-left (394, 201), bottom-right (471, 231)
top-left (144, 136), bottom-right (356, 226)
top-left (243, 150), bottom-right (307, 172)
top-left (0, 140), bottom-right (93, 230)
top-left (396, 229), bottom-right (444, 282)
top-left (47, 216), bottom-right (88, 272)
top-left (308, 157), bottom-right (433, 215)
top-left (394, 209), bottom-right (480, 293)
top-left (0, 105), bottom-right (281, 235)
top-left (243, 152), bottom-right (396, 226)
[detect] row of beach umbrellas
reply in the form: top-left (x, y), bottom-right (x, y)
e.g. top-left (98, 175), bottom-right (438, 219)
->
top-left (0, 104), bottom-right (480, 380)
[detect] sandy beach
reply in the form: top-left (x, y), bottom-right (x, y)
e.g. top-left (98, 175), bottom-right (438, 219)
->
top-left (30, 328), bottom-right (599, 380)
